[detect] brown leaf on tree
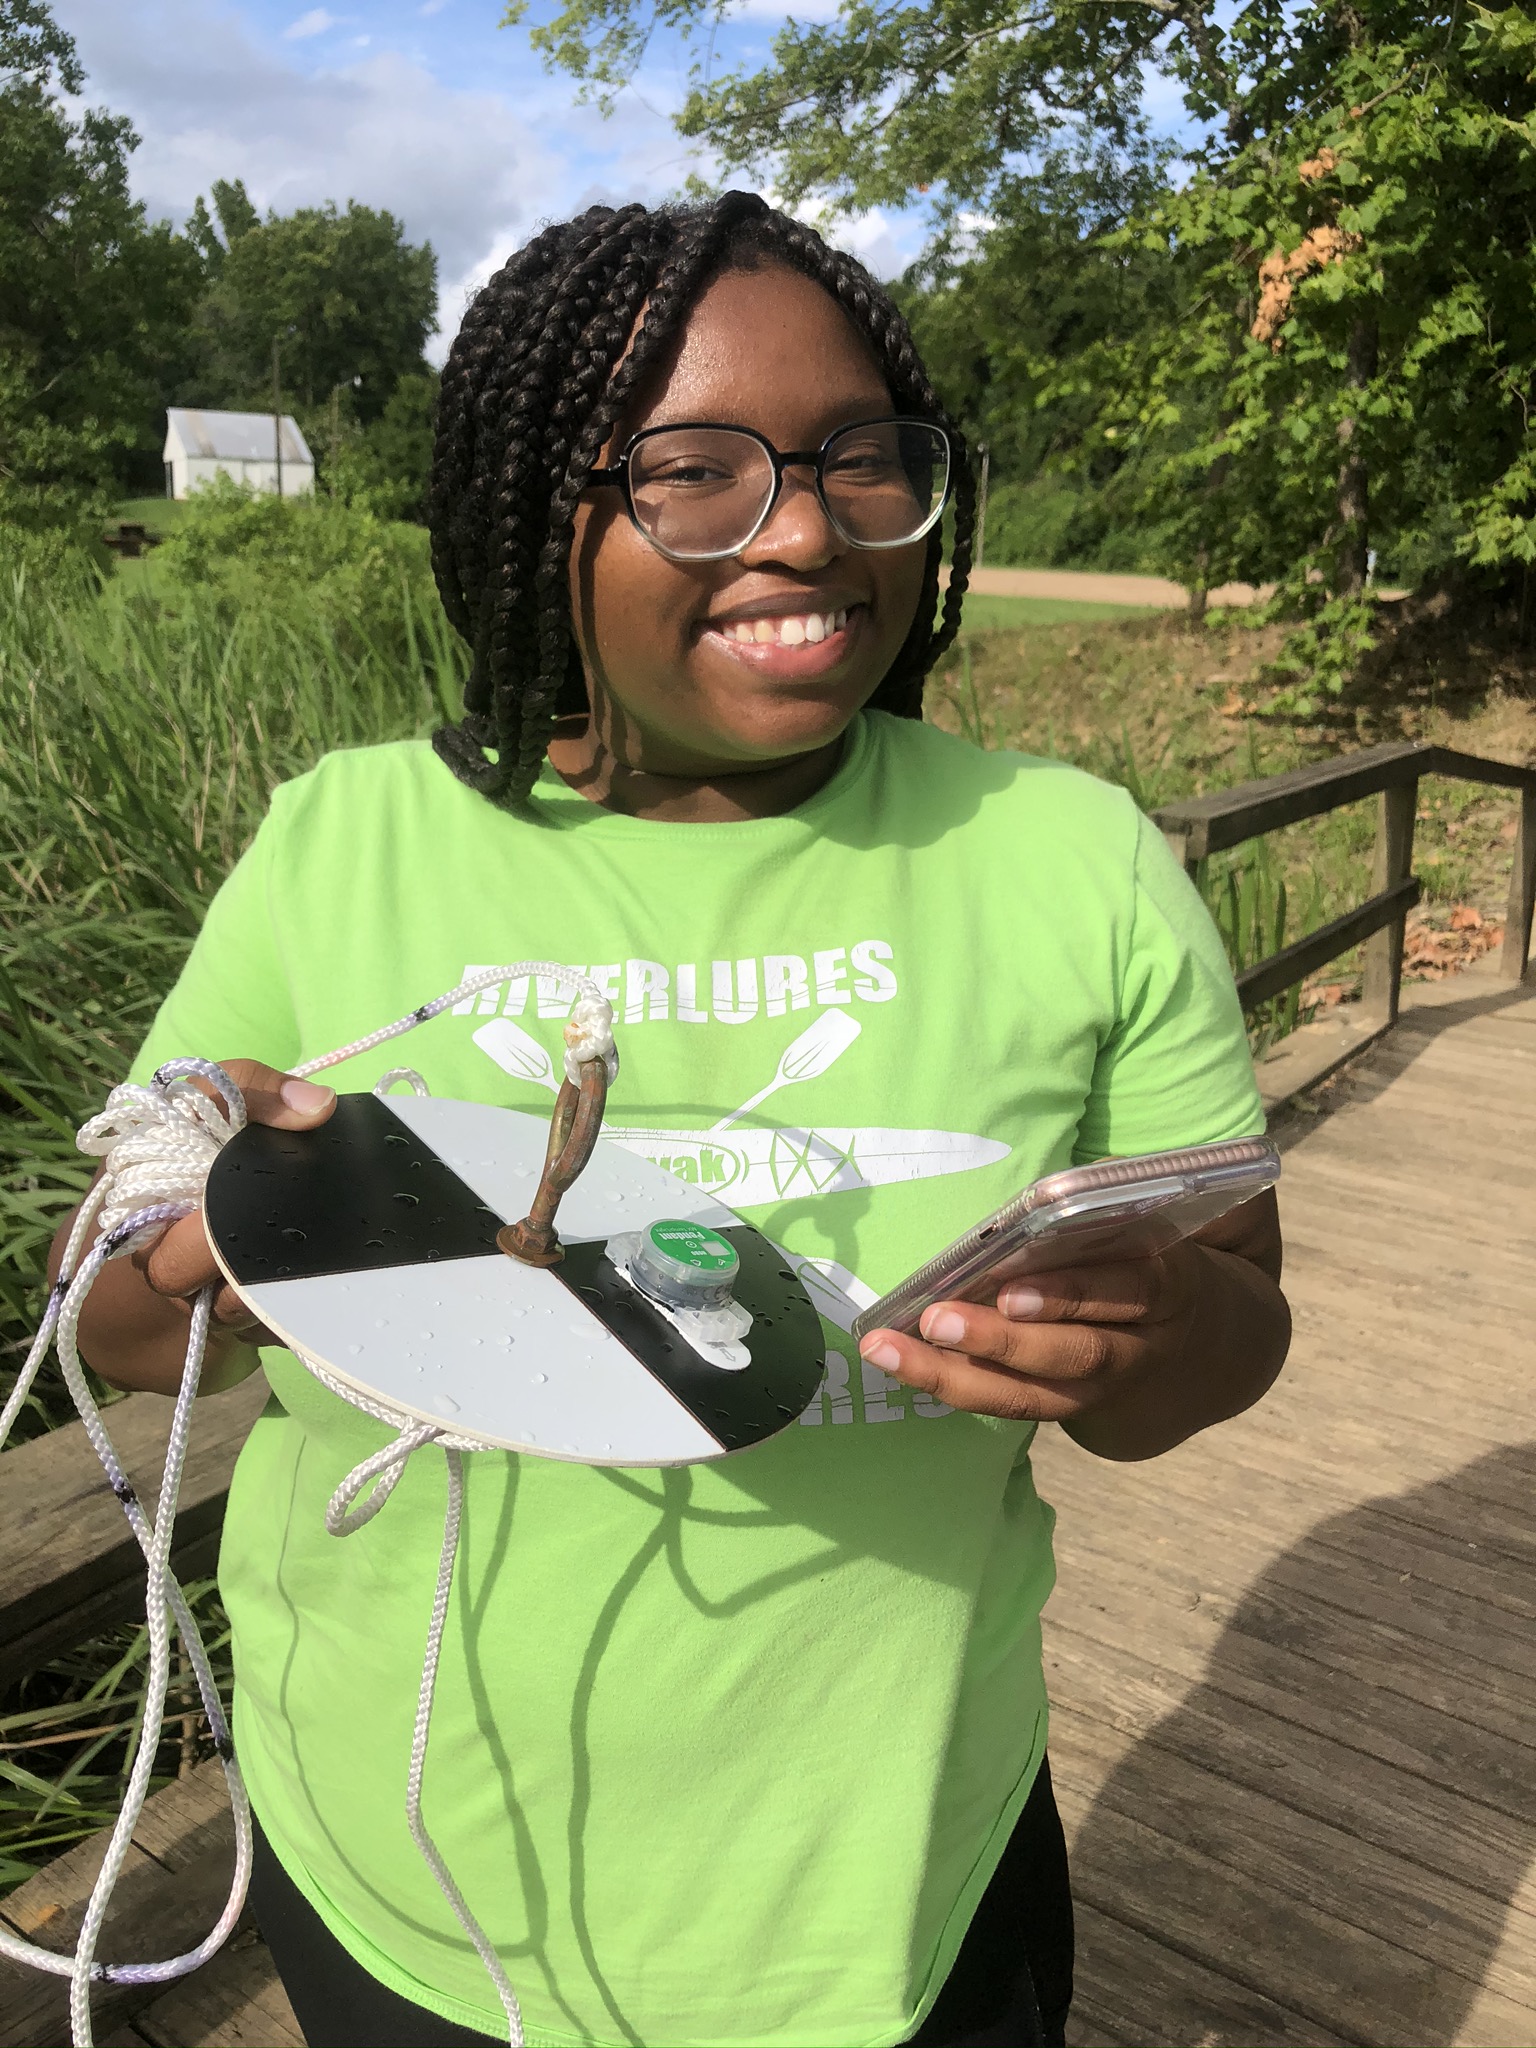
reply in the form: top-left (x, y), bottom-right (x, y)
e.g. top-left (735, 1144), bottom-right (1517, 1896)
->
top-left (1250, 226), bottom-right (1365, 348)
top-left (1298, 148), bottom-right (1339, 183)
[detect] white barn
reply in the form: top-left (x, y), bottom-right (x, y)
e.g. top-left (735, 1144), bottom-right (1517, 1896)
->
top-left (162, 408), bottom-right (315, 499)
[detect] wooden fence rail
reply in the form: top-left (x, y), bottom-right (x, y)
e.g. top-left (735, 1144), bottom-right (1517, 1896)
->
top-left (1155, 741), bottom-right (1536, 1036)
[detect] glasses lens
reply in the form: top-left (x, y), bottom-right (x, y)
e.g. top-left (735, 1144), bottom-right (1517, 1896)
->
top-left (626, 428), bottom-right (775, 559)
top-left (821, 421), bottom-right (950, 546)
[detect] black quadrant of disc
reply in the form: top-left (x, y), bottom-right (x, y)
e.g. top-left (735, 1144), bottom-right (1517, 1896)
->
top-left (205, 1093), bottom-right (503, 1285)
top-left (555, 1232), bottom-right (826, 1454)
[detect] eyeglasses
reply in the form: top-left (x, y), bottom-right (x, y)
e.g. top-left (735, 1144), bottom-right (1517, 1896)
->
top-left (587, 416), bottom-right (953, 562)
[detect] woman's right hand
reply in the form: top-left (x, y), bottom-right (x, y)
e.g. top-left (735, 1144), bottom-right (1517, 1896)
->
top-left (48, 1062), bottom-right (338, 1397)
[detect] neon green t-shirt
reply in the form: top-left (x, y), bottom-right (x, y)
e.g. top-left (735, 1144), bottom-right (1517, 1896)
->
top-left (132, 711), bottom-right (1263, 2047)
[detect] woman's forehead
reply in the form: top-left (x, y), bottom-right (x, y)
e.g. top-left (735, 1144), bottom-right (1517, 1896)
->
top-left (626, 261), bottom-right (892, 441)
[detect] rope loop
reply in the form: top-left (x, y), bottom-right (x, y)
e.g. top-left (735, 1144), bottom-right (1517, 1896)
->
top-left (326, 1423), bottom-right (443, 1536)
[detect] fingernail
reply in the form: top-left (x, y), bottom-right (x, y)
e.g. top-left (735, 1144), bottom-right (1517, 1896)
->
top-left (999, 1285), bottom-right (1045, 1320)
top-left (859, 1336), bottom-right (901, 1373)
top-left (281, 1078), bottom-right (335, 1113)
top-left (920, 1307), bottom-right (965, 1346)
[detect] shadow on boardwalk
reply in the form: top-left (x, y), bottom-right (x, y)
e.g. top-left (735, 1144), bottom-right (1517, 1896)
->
top-left (1066, 1443), bottom-right (1536, 2048)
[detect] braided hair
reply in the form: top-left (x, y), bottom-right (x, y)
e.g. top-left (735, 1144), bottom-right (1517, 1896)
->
top-left (428, 191), bottom-right (975, 806)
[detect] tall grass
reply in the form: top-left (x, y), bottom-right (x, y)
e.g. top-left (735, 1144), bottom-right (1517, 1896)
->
top-left (0, 555), bottom-right (464, 1425)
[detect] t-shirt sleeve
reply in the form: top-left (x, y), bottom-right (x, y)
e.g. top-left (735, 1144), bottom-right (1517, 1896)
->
top-left (128, 809), bottom-right (301, 1085)
top-left (1074, 807), bottom-right (1265, 1161)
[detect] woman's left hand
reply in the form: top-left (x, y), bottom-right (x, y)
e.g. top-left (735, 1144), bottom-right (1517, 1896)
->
top-left (856, 1246), bottom-right (1201, 1427)
top-left (855, 1191), bottom-right (1291, 1459)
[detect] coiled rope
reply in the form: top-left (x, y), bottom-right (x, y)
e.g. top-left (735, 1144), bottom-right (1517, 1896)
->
top-left (0, 965), bottom-right (618, 2048)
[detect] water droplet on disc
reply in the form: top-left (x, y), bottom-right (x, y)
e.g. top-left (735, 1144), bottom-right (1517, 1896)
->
top-left (532, 1372), bottom-right (547, 1385)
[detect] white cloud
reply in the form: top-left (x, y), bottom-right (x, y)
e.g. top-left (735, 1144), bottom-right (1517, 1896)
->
top-left (283, 7), bottom-right (338, 38)
top-left (419, 0), bottom-right (450, 13)
top-left (52, 0), bottom-right (690, 359)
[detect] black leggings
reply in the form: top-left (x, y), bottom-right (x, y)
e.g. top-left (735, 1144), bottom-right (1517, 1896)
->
top-left (251, 1756), bottom-right (1073, 2048)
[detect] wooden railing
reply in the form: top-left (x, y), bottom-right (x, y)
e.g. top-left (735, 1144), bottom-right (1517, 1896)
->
top-left (1155, 741), bottom-right (1536, 1032)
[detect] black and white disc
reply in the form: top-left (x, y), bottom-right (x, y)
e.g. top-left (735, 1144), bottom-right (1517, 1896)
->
top-left (202, 1094), bottom-right (825, 1466)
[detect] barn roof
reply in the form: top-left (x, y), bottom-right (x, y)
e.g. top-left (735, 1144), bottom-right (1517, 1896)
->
top-left (164, 408), bottom-right (313, 464)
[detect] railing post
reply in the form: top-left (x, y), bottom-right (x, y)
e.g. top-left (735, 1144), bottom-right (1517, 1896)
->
top-left (1161, 824), bottom-right (1201, 883)
top-left (1500, 786), bottom-right (1536, 981)
top-left (1361, 779), bottom-right (1417, 1025)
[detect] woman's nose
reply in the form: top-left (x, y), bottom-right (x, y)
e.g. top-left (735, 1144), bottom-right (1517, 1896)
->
top-left (738, 463), bottom-right (844, 570)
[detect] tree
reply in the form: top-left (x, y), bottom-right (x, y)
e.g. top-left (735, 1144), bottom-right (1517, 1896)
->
top-left (0, 0), bottom-right (201, 528)
top-left (511, 0), bottom-right (1536, 693)
top-left (185, 191), bottom-right (438, 425)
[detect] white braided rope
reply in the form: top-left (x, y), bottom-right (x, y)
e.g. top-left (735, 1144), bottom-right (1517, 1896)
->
top-left (0, 964), bottom-right (615, 2046)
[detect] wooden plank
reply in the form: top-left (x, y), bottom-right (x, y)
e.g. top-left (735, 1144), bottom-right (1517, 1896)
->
top-left (1361, 782), bottom-right (1417, 1023)
top-left (1046, 1511), bottom-right (1536, 1752)
top-left (1500, 786), bottom-right (1536, 980)
top-left (1066, 1897), bottom-right (1350, 2048)
top-left (0, 1375), bottom-right (269, 1684)
top-left (1044, 1625), bottom-right (1536, 1909)
top-left (131, 1928), bottom-right (301, 2048)
top-left (1236, 877), bottom-right (1420, 1010)
top-left (1043, 1577), bottom-right (1534, 1830)
top-left (1154, 742), bottom-right (1536, 861)
top-left (1049, 1711), bottom-right (1536, 2017)
top-left (1051, 1770), bottom-right (1536, 2048)
top-left (0, 1763), bottom-right (246, 2048)
top-left (1154, 742), bottom-right (1430, 858)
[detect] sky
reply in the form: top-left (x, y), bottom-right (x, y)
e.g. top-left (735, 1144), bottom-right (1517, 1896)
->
top-left (50, 0), bottom-right (922, 361)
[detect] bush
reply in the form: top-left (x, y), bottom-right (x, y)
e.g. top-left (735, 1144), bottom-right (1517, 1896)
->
top-left (151, 476), bottom-right (435, 654)
top-left (979, 476), bottom-right (1181, 575)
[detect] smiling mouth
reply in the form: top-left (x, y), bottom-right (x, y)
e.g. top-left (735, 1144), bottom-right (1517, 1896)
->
top-left (712, 606), bottom-right (850, 648)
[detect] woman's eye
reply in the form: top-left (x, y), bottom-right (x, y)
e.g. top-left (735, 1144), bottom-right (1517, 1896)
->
top-left (648, 461), bottom-right (736, 487)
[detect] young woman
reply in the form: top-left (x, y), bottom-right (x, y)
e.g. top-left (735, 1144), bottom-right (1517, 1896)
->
top-left (60, 192), bottom-right (1290, 2048)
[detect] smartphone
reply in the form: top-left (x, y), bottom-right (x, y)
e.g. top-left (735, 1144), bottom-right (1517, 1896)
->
top-left (850, 1137), bottom-right (1280, 1340)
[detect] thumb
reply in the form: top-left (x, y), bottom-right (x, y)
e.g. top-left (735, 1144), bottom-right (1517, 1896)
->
top-left (215, 1058), bottom-right (337, 1130)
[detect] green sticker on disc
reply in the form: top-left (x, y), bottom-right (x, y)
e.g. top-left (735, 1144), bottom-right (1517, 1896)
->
top-left (646, 1219), bottom-right (737, 1272)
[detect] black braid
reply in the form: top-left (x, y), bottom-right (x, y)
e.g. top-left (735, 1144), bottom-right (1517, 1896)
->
top-left (428, 193), bottom-right (974, 804)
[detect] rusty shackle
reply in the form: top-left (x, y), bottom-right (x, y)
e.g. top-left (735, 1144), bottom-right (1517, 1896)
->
top-left (496, 1055), bottom-right (610, 1267)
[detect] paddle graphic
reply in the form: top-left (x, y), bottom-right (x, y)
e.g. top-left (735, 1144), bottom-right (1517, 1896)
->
top-left (708, 1011), bottom-right (862, 1134)
top-left (473, 1017), bottom-right (560, 1092)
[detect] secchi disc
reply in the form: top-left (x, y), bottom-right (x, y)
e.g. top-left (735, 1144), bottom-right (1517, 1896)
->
top-left (202, 1094), bottom-right (826, 1466)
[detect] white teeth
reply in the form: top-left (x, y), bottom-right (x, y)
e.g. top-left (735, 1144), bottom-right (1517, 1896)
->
top-left (720, 609), bottom-right (852, 646)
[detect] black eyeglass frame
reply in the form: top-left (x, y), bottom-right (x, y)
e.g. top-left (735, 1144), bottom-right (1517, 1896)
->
top-left (586, 415), bottom-right (954, 562)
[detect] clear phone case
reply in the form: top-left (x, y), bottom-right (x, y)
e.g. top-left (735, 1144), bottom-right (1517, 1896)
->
top-left (851, 1137), bottom-right (1280, 1340)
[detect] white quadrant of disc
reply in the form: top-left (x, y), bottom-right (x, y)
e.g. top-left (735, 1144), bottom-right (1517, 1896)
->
top-left (381, 1094), bottom-right (740, 1239)
top-left (239, 1255), bottom-right (720, 1464)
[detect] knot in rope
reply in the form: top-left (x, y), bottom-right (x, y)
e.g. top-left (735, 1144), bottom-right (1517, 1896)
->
top-left (563, 994), bottom-right (618, 1086)
top-left (77, 1058), bottom-right (244, 1241)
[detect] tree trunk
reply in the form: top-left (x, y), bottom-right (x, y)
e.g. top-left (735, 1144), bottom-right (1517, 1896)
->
top-left (1336, 316), bottom-right (1378, 597)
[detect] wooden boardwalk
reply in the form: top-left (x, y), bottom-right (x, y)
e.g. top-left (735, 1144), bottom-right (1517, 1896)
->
top-left (4, 964), bottom-right (1533, 2047)
top-left (1039, 963), bottom-right (1536, 2047)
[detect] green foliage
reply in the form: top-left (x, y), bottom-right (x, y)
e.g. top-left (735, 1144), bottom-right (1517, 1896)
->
top-left (1, 1582), bottom-right (231, 1892)
top-left (151, 475), bottom-right (437, 631)
top-left (0, 0), bottom-right (201, 527)
top-left (0, 525), bottom-right (466, 1413)
top-left (184, 180), bottom-right (438, 423)
top-left (323, 369), bottom-right (440, 521)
